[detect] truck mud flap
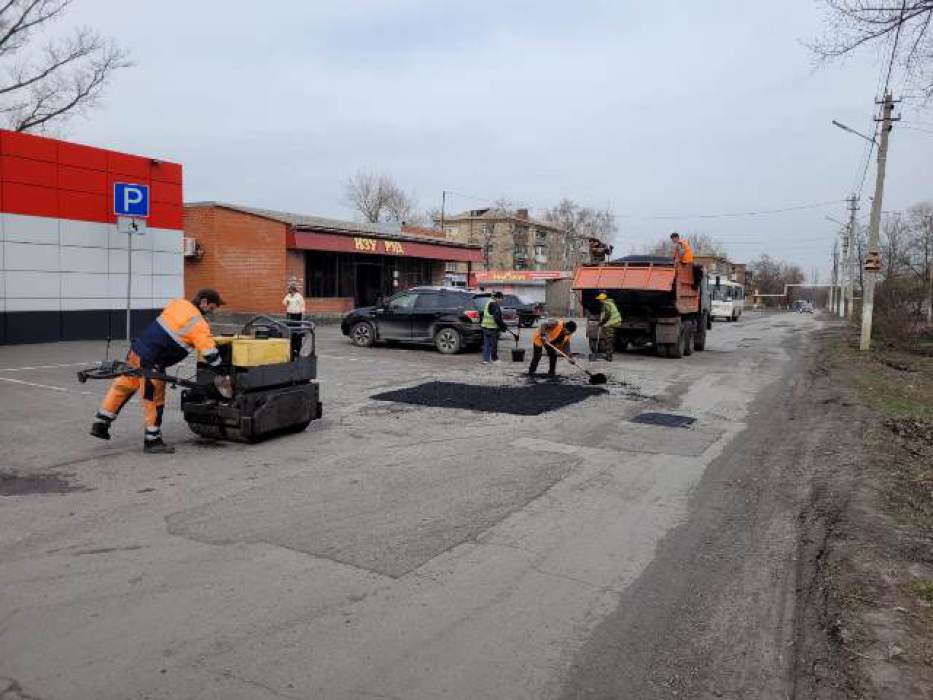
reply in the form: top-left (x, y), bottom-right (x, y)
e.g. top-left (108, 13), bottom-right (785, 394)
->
top-left (655, 317), bottom-right (681, 345)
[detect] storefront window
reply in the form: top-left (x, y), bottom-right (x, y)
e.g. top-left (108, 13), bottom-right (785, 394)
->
top-left (306, 251), bottom-right (338, 297)
top-left (304, 250), bottom-right (439, 305)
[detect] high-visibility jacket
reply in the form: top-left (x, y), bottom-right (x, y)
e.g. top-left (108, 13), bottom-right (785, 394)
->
top-left (601, 299), bottom-right (622, 327)
top-left (677, 240), bottom-right (694, 263)
top-left (132, 298), bottom-right (221, 369)
top-left (481, 299), bottom-right (501, 330)
top-left (534, 320), bottom-right (570, 351)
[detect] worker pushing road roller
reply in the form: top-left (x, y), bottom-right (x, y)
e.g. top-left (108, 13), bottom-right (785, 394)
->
top-left (79, 288), bottom-right (322, 451)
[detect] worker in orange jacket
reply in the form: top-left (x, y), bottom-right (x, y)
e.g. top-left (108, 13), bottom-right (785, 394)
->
top-left (670, 232), bottom-right (693, 263)
top-left (528, 319), bottom-right (578, 377)
top-left (90, 289), bottom-right (227, 454)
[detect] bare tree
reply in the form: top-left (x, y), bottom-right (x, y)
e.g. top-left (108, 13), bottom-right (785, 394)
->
top-left (344, 170), bottom-right (419, 224)
top-left (0, 0), bottom-right (131, 132)
top-left (543, 198), bottom-right (618, 268)
top-left (748, 254), bottom-right (805, 303)
top-left (344, 171), bottom-right (388, 223)
top-left (381, 181), bottom-right (418, 224)
top-left (810, 1), bottom-right (933, 96)
top-left (907, 202), bottom-right (933, 321)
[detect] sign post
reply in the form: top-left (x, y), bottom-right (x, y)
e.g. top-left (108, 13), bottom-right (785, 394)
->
top-left (114, 184), bottom-right (150, 341)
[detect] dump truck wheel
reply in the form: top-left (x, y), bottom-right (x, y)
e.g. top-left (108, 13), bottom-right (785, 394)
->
top-left (350, 322), bottom-right (375, 347)
top-left (684, 329), bottom-right (694, 356)
top-left (668, 330), bottom-right (685, 359)
top-left (694, 324), bottom-right (707, 351)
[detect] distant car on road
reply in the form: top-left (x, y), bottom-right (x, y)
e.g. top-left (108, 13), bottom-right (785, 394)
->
top-left (500, 294), bottom-right (542, 328)
top-left (341, 287), bottom-right (516, 354)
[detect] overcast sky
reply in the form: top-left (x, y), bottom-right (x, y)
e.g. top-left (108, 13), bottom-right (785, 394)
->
top-left (57, 0), bottom-right (930, 278)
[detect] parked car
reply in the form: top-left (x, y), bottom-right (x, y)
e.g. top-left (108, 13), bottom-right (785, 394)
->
top-left (341, 287), bottom-right (516, 354)
top-left (472, 292), bottom-right (519, 328)
top-left (500, 294), bottom-right (542, 328)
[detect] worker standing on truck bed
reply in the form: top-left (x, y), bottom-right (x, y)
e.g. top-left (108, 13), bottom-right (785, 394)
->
top-left (528, 319), bottom-right (577, 378)
top-left (595, 292), bottom-right (622, 361)
top-left (671, 232), bottom-right (693, 263)
top-left (89, 289), bottom-right (229, 454)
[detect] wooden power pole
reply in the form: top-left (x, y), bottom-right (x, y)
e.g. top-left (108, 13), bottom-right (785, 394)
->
top-left (860, 94), bottom-right (899, 351)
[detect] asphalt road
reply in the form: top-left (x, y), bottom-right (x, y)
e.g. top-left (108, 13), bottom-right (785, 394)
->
top-left (0, 311), bottom-right (822, 700)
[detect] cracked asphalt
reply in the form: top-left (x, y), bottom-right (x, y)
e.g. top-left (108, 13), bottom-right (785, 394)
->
top-left (0, 312), bottom-right (821, 699)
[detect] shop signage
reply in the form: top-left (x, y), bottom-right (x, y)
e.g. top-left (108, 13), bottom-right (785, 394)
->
top-left (472, 270), bottom-right (569, 283)
top-left (354, 237), bottom-right (406, 255)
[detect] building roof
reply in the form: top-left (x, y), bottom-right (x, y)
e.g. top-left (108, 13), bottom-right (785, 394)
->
top-left (186, 201), bottom-right (480, 250)
top-left (444, 207), bottom-right (565, 232)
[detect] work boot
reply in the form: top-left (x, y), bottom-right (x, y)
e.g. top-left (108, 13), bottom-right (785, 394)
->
top-left (605, 352), bottom-right (613, 362)
top-left (143, 438), bottom-right (176, 454)
top-left (90, 421), bottom-right (111, 440)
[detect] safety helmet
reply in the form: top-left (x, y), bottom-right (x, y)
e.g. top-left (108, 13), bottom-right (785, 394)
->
top-left (596, 292), bottom-right (608, 301)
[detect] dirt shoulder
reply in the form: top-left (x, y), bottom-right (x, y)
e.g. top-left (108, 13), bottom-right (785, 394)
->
top-left (793, 322), bottom-right (933, 698)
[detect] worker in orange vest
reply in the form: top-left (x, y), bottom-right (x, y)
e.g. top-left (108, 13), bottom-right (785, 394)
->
top-left (528, 319), bottom-right (577, 378)
top-left (90, 289), bottom-right (228, 454)
top-left (670, 232), bottom-right (693, 263)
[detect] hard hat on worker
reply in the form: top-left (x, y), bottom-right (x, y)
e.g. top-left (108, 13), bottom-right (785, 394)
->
top-left (596, 292), bottom-right (608, 301)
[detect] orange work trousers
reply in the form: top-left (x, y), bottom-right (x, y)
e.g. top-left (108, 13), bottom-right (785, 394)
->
top-left (98, 351), bottom-right (166, 436)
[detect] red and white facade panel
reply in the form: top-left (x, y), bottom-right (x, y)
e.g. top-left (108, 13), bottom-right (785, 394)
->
top-left (0, 130), bottom-right (184, 344)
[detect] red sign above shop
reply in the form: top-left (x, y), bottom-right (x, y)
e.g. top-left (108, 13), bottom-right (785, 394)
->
top-left (287, 230), bottom-right (482, 263)
top-left (471, 270), bottom-right (569, 283)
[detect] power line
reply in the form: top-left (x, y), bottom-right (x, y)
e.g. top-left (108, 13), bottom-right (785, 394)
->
top-left (615, 200), bottom-right (844, 221)
top-left (882, 0), bottom-right (908, 97)
top-left (900, 123), bottom-right (933, 134)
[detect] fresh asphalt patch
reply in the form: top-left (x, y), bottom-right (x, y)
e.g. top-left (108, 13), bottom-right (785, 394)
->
top-left (630, 412), bottom-right (697, 428)
top-left (370, 381), bottom-right (605, 416)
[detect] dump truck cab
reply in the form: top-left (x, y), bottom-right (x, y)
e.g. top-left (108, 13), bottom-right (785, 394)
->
top-left (573, 255), bottom-right (711, 358)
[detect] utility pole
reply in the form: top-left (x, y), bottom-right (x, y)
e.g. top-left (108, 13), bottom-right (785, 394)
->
top-left (830, 240), bottom-right (838, 312)
top-left (860, 94), bottom-right (899, 351)
top-left (440, 190), bottom-right (446, 233)
top-left (845, 195), bottom-right (858, 319)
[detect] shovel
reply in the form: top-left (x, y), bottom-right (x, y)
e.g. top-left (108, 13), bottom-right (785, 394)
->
top-left (543, 339), bottom-right (607, 385)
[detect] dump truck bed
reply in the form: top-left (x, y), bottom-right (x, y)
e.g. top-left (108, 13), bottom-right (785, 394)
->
top-left (572, 263), bottom-right (676, 293)
top-left (573, 257), bottom-right (700, 316)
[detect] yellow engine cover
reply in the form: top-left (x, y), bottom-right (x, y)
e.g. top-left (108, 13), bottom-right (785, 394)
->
top-left (206, 337), bottom-right (291, 367)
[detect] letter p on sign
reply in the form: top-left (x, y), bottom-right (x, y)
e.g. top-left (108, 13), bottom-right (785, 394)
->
top-left (113, 183), bottom-right (150, 217)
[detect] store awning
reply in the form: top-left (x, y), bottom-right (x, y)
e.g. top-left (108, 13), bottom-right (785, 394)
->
top-left (287, 230), bottom-right (482, 263)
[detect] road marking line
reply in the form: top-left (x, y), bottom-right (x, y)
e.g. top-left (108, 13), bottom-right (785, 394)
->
top-left (0, 376), bottom-right (69, 392)
top-left (0, 362), bottom-right (91, 372)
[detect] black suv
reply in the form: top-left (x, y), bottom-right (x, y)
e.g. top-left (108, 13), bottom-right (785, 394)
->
top-left (500, 294), bottom-right (542, 328)
top-left (341, 287), bottom-right (516, 354)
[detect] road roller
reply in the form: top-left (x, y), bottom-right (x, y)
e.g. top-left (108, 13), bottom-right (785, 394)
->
top-left (78, 316), bottom-right (322, 443)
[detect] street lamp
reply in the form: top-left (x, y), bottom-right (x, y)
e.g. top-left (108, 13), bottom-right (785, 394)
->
top-left (831, 120), bottom-right (876, 144)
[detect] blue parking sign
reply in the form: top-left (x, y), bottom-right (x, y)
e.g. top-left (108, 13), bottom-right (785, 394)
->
top-left (113, 183), bottom-right (150, 217)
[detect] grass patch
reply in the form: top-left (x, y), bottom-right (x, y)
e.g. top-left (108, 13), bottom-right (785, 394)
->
top-left (910, 580), bottom-right (933, 604)
top-left (853, 372), bottom-right (933, 418)
top-left (850, 351), bottom-right (933, 419)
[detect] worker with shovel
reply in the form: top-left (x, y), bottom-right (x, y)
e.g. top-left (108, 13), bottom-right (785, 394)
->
top-left (528, 319), bottom-right (577, 378)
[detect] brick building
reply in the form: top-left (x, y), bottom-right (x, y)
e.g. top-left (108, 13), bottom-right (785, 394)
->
top-left (183, 203), bottom-right (483, 315)
top-left (693, 255), bottom-right (748, 287)
top-left (442, 207), bottom-right (613, 272)
top-left (0, 130), bottom-right (184, 345)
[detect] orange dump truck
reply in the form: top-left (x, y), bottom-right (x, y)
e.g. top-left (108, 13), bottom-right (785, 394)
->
top-left (572, 255), bottom-right (711, 358)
